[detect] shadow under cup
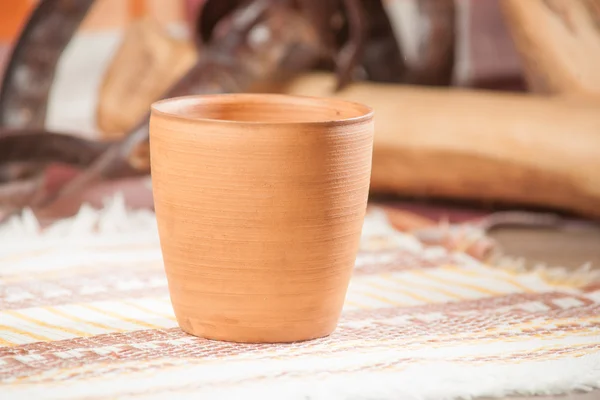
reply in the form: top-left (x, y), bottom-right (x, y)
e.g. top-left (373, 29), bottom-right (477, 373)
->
top-left (149, 93), bottom-right (374, 343)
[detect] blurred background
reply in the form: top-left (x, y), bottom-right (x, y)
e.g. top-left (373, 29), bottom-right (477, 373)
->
top-left (0, 0), bottom-right (599, 267)
top-left (0, 0), bottom-right (526, 136)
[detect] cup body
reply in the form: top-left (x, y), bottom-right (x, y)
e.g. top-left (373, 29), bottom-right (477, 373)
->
top-left (150, 93), bottom-right (374, 343)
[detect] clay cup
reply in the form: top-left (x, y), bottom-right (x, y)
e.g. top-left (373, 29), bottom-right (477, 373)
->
top-left (149, 93), bottom-right (374, 343)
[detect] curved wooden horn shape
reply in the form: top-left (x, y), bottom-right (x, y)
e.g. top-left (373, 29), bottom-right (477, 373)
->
top-left (0, 0), bottom-right (96, 129)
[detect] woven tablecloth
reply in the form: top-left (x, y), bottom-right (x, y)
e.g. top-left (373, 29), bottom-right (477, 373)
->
top-left (1, 199), bottom-right (599, 400)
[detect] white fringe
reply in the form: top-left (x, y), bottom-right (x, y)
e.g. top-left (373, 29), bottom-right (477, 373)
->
top-left (1, 196), bottom-right (599, 399)
top-left (1, 195), bottom-right (597, 287)
top-left (0, 194), bottom-right (158, 241)
top-left (4, 353), bottom-right (600, 399)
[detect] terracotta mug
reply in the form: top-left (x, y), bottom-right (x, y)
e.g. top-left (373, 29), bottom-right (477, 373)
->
top-left (150, 93), bottom-right (374, 343)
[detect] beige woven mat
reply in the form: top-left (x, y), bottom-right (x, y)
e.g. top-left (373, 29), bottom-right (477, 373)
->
top-left (0, 197), bottom-right (599, 399)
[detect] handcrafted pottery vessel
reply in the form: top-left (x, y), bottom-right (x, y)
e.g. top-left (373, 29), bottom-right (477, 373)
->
top-left (150, 93), bottom-right (374, 343)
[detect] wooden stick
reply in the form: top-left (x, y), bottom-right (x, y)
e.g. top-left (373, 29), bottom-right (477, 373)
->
top-left (500, 0), bottom-right (600, 95)
top-left (274, 73), bottom-right (600, 218)
top-left (96, 17), bottom-right (197, 138)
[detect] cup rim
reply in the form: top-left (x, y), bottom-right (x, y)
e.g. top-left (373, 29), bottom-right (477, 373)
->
top-left (150, 93), bottom-right (374, 126)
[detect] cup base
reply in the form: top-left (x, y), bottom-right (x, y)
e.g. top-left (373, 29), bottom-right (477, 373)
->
top-left (176, 315), bottom-right (339, 344)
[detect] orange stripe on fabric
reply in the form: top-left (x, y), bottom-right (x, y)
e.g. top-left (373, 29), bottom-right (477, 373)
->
top-left (442, 265), bottom-right (534, 293)
top-left (379, 275), bottom-right (434, 303)
top-left (122, 300), bottom-right (176, 321)
top-left (385, 274), bottom-right (465, 300)
top-left (357, 287), bottom-right (408, 307)
top-left (362, 281), bottom-right (419, 305)
top-left (0, 335), bottom-right (16, 347)
top-left (3, 310), bottom-right (91, 338)
top-left (0, 248), bottom-right (52, 266)
top-left (82, 304), bottom-right (162, 330)
top-left (343, 300), bottom-right (368, 309)
top-left (45, 307), bottom-right (126, 333)
top-left (412, 269), bottom-right (502, 296)
top-left (0, 324), bottom-right (53, 342)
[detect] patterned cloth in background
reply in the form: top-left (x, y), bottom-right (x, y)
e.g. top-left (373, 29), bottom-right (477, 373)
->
top-left (1, 201), bottom-right (599, 399)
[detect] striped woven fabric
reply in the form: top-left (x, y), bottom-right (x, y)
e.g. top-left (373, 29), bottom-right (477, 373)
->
top-left (1, 199), bottom-right (599, 399)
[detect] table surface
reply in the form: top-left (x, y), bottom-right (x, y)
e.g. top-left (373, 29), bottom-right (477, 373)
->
top-left (488, 225), bottom-right (600, 400)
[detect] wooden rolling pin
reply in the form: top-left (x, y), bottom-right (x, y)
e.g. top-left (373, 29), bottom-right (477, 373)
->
top-left (272, 73), bottom-right (600, 218)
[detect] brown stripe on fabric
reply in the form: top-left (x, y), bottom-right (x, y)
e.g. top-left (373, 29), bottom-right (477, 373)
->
top-left (335, 306), bottom-right (600, 343)
top-left (1, 249), bottom-right (471, 310)
top-left (0, 290), bottom-right (582, 355)
top-left (176, 343), bottom-right (600, 391)
top-left (4, 325), bottom-right (599, 382)
top-left (582, 282), bottom-right (600, 293)
top-left (7, 338), bottom-right (600, 386)
top-left (352, 249), bottom-right (455, 275)
top-left (0, 268), bottom-right (168, 310)
top-left (0, 287), bottom-right (168, 310)
top-left (185, 342), bottom-right (600, 391)
top-left (342, 291), bottom-right (595, 320)
top-left (28, 343), bottom-right (600, 396)
top-left (3, 247), bottom-right (437, 286)
top-left (0, 328), bottom-right (186, 357)
top-left (0, 330), bottom-right (276, 381)
top-left (4, 317), bottom-right (595, 369)
top-left (0, 262), bottom-right (161, 286)
top-left (2, 290), bottom-right (595, 358)
top-left (2, 303), bottom-right (599, 381)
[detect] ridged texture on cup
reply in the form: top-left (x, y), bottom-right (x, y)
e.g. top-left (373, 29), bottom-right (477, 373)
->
top-left (150, 94), bottom-right (374, 343)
